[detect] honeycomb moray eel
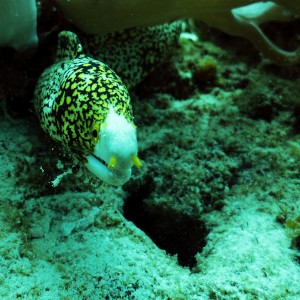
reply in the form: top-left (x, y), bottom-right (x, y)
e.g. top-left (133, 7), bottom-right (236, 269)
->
top-left (34, 22), bottom-right (182, 185)
top-left (82, 21), bottom-right (183, 89)
top-left (34, 31), bottom-right (143, 186)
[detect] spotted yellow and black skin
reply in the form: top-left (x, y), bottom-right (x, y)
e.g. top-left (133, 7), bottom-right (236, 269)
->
top-left (34, 22), bottom-right (183, 168)
top-left (82, 20), bottom-right (183, 88)
top-left (34, 31), bottom-right (133, 162)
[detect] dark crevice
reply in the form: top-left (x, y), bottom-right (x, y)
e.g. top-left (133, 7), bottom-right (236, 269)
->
top-left (291, 236), bottom-right (300, 265)
top-left (123, 182), bottom-right (208, 269)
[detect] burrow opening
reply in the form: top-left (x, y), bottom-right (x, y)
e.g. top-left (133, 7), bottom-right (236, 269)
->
top-left (123, 183), bottom-right (208, 270)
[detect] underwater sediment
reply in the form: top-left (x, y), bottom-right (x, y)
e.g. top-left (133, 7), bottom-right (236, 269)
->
top-left (0, 1), bottom-right (300, 299)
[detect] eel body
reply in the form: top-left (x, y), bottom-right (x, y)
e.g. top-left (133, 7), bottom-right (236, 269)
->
top-left (34, 31), bottom-right (141, 186)
top-left (34, 22), bottom-right (182, 185)
top-left (82, 20), bottom-right (183, 88)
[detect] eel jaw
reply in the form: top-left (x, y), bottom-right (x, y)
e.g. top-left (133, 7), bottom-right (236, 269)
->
top-left (85, 154), bottom-right (132, 186)
top-left (85, 106), bottom-right (141, 186)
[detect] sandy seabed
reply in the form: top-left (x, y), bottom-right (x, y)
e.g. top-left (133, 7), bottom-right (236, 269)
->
top-left (0, 21), bottom-right (300, 299)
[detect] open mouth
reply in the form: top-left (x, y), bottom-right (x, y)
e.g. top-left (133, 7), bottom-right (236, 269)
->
top-left (91, 153), bottom-right (108, 168)
top-left (85, 153), bottom-right (132, 186)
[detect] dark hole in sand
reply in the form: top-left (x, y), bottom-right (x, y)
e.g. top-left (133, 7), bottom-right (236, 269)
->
top-left (123, 181), bottom-right (208, 270)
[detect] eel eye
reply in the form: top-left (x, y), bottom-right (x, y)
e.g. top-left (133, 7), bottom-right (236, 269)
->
top-left (91, 123), bottom-right (100, 141)
top-left (92, 130), bottom-right (97, 137)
